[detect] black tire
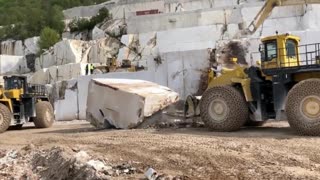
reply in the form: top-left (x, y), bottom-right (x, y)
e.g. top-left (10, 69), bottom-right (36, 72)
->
top-left (200, 86), bottom-right (248, 131)
top-left (286, 79), bottom-right (320, 136)
top-left (34, 101), bottom-right (54, 128)
top-left (0, 104), bottom-right (12, 133)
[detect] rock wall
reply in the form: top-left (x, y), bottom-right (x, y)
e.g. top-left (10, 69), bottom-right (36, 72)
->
top-left (0, 55), bottom-right (31, 75)
top-left (62, 0), bottom-right (245, 20)
top-left (30, 63), bottom-right (87, 85)
top-left (4, 0), bottom-right (320, 122)
top-left (126, 3), bottom-right (307, 35)
top-left (0, 37), bottom-right (39, 56)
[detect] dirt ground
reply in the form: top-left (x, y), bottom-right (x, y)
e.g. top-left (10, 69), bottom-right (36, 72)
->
top-left (1, 120), bottom-right (320, 180)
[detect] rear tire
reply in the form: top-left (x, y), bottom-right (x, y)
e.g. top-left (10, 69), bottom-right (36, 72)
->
top-left (0, 104), bottom-right (12, 133)
top-left (200, 86), bottom-right (248, 131)
top-left (34, 101), bottom-right (54, 128)
top-left (286, 79), bottom-right (320, 136)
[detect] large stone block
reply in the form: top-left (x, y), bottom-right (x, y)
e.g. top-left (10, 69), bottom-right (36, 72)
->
top-left (59, 63), bottom-right (86, 83)
top-left (88, 37), bottom-right (121, 64)
top-left (77, 71), bottom-right (155, 120)
top-left (54, 40), bottom-right (86, 65)
top-left (24, 37), bottom-right (39, 55)
top-left (36, 51), bottom-right (55, 71)
top-left (86, 78), bottom-right (179, 129)
top-left (53, 80), bottom-right (79, 121)
top-left (29, 68), bottom-right (49, 84)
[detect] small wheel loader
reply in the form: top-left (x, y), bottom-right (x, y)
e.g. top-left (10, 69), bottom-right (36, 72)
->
top-left (0, 76), bottom-right (54, 133)
top-left (185, 33), bottom-right (320, 136)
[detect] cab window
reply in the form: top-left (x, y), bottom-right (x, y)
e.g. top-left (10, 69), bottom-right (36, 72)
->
top-left (264, 40), bottom-right (277, 61)
top-left (286, 39), bottom-right (297, 57)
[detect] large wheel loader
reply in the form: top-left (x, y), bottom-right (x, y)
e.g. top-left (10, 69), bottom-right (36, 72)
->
top-left (186, 33), bottom-right (320, 135)
top-left (0, 76), bottom-right (54, 133)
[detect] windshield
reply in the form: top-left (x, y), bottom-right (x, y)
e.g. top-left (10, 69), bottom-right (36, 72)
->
top-left (264, 40), bottom-right (277, 61)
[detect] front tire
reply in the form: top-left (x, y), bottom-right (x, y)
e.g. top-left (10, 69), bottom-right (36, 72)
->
top-left (200, 86), bottom-right (248, 131)
top-left (34, 101), bottom-right (54, 128)
top-left (286, 79), bottom-right (320, 136)
top-left (0, 104), bottom-right (11, 133)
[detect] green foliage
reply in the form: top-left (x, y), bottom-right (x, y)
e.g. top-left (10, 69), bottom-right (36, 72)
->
top-left (38, 27), bottom-right (60, 52)
top-left (0, 0), bottom-right (109, 40)
top-left (68, 7), bottom-right (111, 32)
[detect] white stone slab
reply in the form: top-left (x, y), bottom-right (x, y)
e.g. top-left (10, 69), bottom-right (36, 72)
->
top-left (0, 55), bottom-right (29, 75)
top-left (77, 71), bottom-right (155, 120)
top-left (54, 80), bottom-right (79, 121)
top-left (86, 78), bottom-right (179, 129)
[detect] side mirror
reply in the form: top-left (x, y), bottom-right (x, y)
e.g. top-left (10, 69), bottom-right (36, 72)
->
top-left (231, 58), bottom-right (238, 63)
top-left (256, 60), bottom-right (261, 66)
top-left (259, 44), bottom-right (264, 52)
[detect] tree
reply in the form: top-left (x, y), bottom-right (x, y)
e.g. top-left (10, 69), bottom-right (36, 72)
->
top-left (0, 0), bottom-right (110, 40)
top-left (38, 27), bottom-right (60, 52)
top-left (46, 5), bottom-right (65, 33)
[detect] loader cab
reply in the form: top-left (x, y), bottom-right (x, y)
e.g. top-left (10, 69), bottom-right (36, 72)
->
top-left (259, 33), bottom-right (300, 74)
top-left (3, 76), bottom-right (27, 99)
top-left (4, 76), bottom-right (27, 91)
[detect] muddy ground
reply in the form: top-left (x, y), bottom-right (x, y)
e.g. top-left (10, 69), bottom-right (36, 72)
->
top-left (1, 120), bottom-right (320, 180)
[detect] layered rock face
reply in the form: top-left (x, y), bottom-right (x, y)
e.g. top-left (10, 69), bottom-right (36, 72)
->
top-left (3, 0), bottom-right (320, 122)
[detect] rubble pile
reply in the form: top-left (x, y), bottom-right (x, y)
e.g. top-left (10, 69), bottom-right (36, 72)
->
top-left (0, 146), bottom-right (140, 180)
top-left (145, 168), bottom-right (190, 180)
top-left (0, 145), bottom-right (191, 180)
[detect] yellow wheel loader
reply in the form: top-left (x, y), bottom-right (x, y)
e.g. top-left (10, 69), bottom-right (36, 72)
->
top-left (184, 0), bottom-right (320, 135)
top-left (185, 33), bottom-right (320, 135)
top-left (0, 76), bottom-right (54, 133)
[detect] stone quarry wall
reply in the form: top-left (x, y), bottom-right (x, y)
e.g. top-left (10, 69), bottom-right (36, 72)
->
top-left (3, 0), bottom-right (320, 121)
top-left (0, 37), bottom-right (39, 56)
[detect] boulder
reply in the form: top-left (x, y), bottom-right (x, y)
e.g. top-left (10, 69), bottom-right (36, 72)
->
top-left (86, 78), bottom-right (179, 129)
top-left (92, 27), bottom-right (107, 40)
top-left (88, 37), bottom-right (121, 64)
top-left (99, 19), bottom-right (127, 38)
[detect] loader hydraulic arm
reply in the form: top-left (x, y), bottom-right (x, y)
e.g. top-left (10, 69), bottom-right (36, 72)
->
top-left (246, 0), bottom-right (320, 35)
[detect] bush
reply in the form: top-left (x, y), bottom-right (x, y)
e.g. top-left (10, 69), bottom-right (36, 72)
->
top-left (68, 7), bottom-right (111, 32)
top-left (38, 27), bottom-right (60, 52)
